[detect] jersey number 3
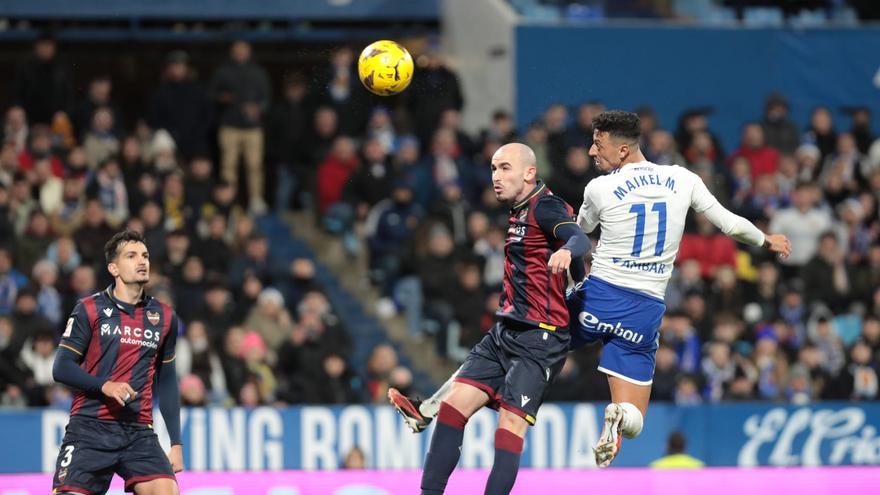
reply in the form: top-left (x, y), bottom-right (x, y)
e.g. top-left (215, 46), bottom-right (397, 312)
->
top-left (629, 202), bottom-right (667, 257)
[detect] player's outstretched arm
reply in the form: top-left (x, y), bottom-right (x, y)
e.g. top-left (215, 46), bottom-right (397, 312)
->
top-left (690, 171), bottom-right (789, 253)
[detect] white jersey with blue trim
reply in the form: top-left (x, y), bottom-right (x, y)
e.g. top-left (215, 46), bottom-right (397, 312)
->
top-left (577, 160), bottom-right (765, 300)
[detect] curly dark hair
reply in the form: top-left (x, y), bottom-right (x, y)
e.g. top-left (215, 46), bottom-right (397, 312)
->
top-left (592, 110), bottom-right (641, 143)
top-left (104, 230), bottom-right (147, 264)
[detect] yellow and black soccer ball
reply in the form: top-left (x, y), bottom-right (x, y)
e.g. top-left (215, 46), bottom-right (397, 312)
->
top-left (357, 40), bottom-right (414, 96)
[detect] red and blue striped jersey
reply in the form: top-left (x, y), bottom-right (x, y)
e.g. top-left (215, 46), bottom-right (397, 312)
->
top-left (497, 181), bottom-right (578, 329)
top-left (58, 285), bottom-right (179, 425)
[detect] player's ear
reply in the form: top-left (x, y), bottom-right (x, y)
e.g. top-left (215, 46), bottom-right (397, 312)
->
top-left (524, 165), bottom-right (537, 182)
top-left (107, 262), bottom-right (119, 278)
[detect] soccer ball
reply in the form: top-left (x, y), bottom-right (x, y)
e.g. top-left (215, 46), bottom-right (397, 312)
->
top-left (357, 40), bottom-right (414, 96)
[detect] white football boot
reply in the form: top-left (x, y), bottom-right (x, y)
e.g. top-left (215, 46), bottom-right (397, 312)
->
top-left (594, 403), bottom-right (624, 467)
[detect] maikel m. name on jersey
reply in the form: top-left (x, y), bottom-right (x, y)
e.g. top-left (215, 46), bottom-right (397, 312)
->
top-left (498, 180), bottom-right (577, 329)
top-left (59, 285), bottom-right (179, 424)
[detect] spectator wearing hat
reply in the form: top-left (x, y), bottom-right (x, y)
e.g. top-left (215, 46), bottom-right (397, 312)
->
top-left (245, 287), bottom-right (295, 355)
top-left (179, 374), bottom-right (208, 407)
top-left (149, 50), bottom-right (211, 160)
top-left (239, 330), bottom-right (277, 404)
top-left (365, 176), bottom-right (424, 296)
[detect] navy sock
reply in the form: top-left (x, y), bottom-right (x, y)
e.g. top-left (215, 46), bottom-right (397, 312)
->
top-left (421, 402), bottom-right (468, 495)
top-left (484, 428), bottom-right (524, 495)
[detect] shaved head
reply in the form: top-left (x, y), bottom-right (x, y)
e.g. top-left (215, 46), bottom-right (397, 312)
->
top-left (493, 142), bottom-right (537, 171)
top-left (490, 142), bottom-right (539, 203)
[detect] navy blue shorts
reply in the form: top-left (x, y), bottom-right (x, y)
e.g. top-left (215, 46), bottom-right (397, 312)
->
top-left (52, 416), bottom-right (176, 494)
top-left (455, 318), bottom-right (570, 425)
top-left (567, 276), bottom-right (665, 385)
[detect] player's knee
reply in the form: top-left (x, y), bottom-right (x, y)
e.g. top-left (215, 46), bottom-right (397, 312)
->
top-left (497, 408), bottom-right (530, 437)
top-left (619, 402), bottom-right (644, 439)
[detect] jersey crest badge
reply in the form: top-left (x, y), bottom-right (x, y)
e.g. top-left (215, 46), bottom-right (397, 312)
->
top-left (147, 311), bottom-right (161, 326)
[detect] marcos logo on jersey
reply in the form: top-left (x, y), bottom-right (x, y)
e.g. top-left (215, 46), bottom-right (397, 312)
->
top-left (100, 324), bottom-right (161, 349)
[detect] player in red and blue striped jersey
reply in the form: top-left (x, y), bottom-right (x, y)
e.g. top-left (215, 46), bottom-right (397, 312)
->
top-left (52, 230), bottom-right (183, 495)
top-left (411, 143), bottom-right (589, 495)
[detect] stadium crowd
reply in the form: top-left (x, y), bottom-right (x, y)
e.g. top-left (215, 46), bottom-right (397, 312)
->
top-left (1, 35), bottom-right (879, 410)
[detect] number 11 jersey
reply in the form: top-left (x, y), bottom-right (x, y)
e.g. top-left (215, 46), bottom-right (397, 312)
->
top-left (577, 161), bottom-right (734, 300)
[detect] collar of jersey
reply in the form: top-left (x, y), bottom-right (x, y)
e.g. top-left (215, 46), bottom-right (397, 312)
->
top-left (104, 284), bottom-right (150, 315)
top-left (512, 181), bottom-right (545, 211)
top-left (616, 160), bottom-right (651, 173)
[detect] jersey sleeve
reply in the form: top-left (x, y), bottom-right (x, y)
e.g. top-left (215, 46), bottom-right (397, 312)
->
top-left (160, 311), bottom-right (180, 365)
top-left (577, 182), bottom-right (600, 233)
top-left (534, 194), bottom-right (577, 237)
top-left (689, 171), bottom-right (765, 247)
top-left (58, 300), bottom-right (93, 358)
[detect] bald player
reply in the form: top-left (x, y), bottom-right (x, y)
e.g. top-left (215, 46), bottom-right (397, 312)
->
top-left (413, 143), bottom-right (589, 495)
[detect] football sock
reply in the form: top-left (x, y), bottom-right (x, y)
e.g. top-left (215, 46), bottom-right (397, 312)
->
top-left (484, 428), bottom-right (524, 495)
top-left (619, 402), bottom-right (644, 439)
top-left (421, 402), bottom-right (468, 494)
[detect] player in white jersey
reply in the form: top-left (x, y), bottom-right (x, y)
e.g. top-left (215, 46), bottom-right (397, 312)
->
top-left (388, 111), bottom-right (791, 468)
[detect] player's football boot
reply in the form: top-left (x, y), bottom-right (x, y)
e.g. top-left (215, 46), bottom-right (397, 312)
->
top-left (388, 388), bottom-right (432, 433)
top-left (594, 402), bottom-right (624, 467)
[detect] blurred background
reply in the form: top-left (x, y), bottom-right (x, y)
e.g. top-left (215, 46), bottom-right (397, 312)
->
top-left (0, 0), bottom-right (879, 493)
